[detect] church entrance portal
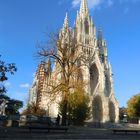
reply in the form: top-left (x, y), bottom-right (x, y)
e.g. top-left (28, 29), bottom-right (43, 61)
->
top-left (109, 101), bottom-right (116, 122)
top-left (90, 64), bottom-right (99, 95)
top-left (92, 96), bottom-right (103, 122)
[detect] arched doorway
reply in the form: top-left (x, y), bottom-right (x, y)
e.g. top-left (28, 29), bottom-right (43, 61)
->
top-left (109, 101), bottom-right (116, 123)
top-left (92, 96), bottom-right (103, 122)
top-left (90, 64), bottom-right (99, 95)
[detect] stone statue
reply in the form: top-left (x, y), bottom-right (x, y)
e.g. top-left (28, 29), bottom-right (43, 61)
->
top-left (0, 99), bottom-right (8, 116)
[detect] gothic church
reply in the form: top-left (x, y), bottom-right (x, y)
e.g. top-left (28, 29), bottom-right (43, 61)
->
top-left (28, 0), bottom-right (119, 123)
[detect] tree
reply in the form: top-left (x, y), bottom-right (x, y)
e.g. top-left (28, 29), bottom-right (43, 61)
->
top-left (6, 99), bottom-right (23, 115)
top-left (37, 30), bottom-right (93, 125)
top-left (119, 107), bottom-right (127, 121)
top-left (0, 56), bottom-right (20, 117)
top-left (0, 55), bottom-right (17, 94)
top-left (59, 84), bottom-right (91, 125)
top-left (0, 94), bottom-right (23, 116)
top-left (126, 93), bottom-right (140, 118)
top-left (22, 102), bottom-right (46, 116)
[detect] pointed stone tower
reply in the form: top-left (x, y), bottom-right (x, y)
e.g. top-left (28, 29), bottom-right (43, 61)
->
top-left (72, 0), bottom-right (119, 123)
top-left (28, 60), bottom-right (52, 112)
top-left (28, 0), bottom-right (119, 124)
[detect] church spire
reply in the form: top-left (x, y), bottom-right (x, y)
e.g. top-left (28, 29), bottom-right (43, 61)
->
top-left (98, 28), bottom-right (103, 41)
top-left (79, 0), bottom-right (89, 17)
top-left (63, 12), bottom-right (68, 29)
top-left (60, 12), bottom-right (69, 38)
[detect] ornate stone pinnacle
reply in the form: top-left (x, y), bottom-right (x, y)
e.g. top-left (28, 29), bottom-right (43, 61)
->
top-left (63, 12), bottom-right (68, 29)
top-left (79, 0), bottom-right (89, 17)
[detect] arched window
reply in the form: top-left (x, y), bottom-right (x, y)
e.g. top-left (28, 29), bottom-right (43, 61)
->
top-left (85, 19), bottom-right (89, 34)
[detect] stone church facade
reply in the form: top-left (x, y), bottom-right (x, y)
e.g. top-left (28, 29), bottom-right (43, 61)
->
top-left (28, 0), bottom-right (119, 123)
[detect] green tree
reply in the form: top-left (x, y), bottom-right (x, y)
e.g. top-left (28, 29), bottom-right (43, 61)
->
top-left (59, 85), bottom-right (91, 125)
top-left (0, 55), bottom-right (17, 94)
top-left (126, 93), bottom-right (140, 118)
top-left (0, 94), bottom-right (23, 115)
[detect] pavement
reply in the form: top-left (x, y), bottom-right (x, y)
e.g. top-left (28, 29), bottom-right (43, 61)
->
top-left (0, 126), bottom-right (140, 140)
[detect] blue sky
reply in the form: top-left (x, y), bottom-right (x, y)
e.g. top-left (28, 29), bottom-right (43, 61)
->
top-left (0, 0), bottom-right (140, 107)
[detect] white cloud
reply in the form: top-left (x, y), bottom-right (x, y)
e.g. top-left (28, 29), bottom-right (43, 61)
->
top-left (119, 0), bottom-right (139, 14)
top-left (119, 0), bottom-right (140, 4)
top-left (88, 0), bottom-right (103, 8)
top-left (72, 0), bottom-right (81, 7)
top-left (72, 0), bottom-right (103, 9)
top-left (10, 91), bottom-right (29, 107)
top-left (20, 83), bottom-right (30, 88)
top-left (72, 0), bottom-right (114, 9)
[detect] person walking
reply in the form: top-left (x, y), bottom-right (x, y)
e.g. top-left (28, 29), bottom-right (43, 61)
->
top-left (56, 114), bottom-right (60, 126)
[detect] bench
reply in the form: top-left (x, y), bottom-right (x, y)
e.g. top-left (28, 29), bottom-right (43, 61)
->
top-left (28, 126), bottom-right (68, 133)
top-left (111, 129), bottom-right (140, 134)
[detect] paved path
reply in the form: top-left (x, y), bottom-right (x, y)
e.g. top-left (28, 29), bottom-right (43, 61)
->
top-left (0, 127), bottom-right (140, 140)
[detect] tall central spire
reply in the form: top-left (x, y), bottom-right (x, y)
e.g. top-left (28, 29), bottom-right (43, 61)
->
top-left (79, 0), bottom-right (89, 17)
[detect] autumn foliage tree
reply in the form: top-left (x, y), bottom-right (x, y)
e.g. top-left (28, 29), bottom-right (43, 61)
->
top-left (22, 102), bottom-right (46, 116)
top-left (126, 93), bottom-right (140, 118)
top-left (37, 30), bottom-right (92, 125)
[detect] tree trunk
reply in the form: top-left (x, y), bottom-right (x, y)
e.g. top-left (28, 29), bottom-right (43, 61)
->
top-left (61, 99), bottom-right (67, 126)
